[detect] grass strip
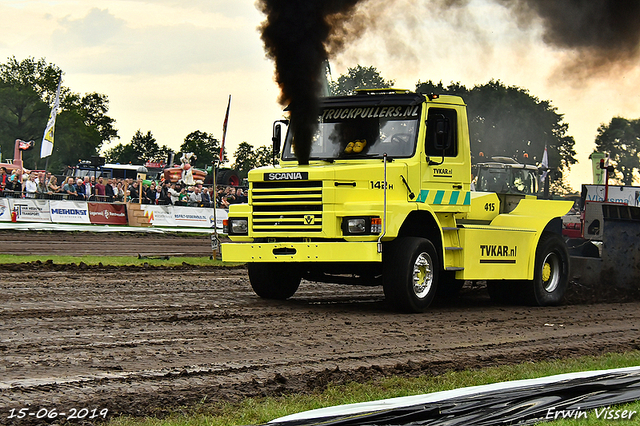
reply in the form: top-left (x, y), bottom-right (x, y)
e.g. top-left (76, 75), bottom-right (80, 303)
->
top-left (108, 350), bottom-right (640, 426)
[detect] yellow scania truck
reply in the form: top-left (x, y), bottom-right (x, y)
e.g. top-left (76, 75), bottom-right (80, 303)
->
top-left (222, 89), bottom-right (572, 312)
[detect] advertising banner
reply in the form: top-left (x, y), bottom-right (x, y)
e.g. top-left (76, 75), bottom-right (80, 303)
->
top-left (140, 205), bottom-right (176, 227)
top-left (172, 206), bottom-right (228, 229)
top-left (212, 208), bottom-right (228, 230)
top-left (9, 198), bottom-right (51, 222)
top-left (0, 198), bottom-right (11, 222)
top-left (0, 197), bottom-right (229, 230)
top-left (49, 200), bottom-right (91, 224)
top-left (88, 203), bottom-right (128, 225)
top-left (583, 184), bottom-right (640, 207)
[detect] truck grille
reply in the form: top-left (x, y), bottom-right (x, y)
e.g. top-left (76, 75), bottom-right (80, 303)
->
top-left (251, 181), bottom-right (323, 233)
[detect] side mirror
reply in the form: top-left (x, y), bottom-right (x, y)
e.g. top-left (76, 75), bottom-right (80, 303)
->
top-left (272, 120), bottom-right (288, 163)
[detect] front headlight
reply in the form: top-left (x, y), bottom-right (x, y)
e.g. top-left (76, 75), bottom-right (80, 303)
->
top-left (342, 217), bottom-right (381, 235)
top-left (346, 218), bottom-right (366, 234)
top-left (226, 218), bottom-right (248, 235)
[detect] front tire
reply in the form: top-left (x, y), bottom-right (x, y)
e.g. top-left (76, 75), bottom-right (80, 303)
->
top-left (247, 263), bottom-right (301, 300)
top-left (383, 237), bottom-right (439, 313)
top-left (523, 232), bottom-right (570, 306)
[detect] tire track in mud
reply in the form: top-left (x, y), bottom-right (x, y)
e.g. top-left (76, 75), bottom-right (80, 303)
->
top-left (1, 267), bottom-right (640, 424)
top-left (0, 230), bottom-right (214, 257)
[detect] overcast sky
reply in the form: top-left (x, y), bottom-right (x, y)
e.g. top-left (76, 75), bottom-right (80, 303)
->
top-left (2, 0), bottom-right (640, 190)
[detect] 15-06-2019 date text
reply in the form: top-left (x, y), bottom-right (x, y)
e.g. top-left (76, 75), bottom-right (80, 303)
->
top-left (7, 407), bottom-right (109, 420)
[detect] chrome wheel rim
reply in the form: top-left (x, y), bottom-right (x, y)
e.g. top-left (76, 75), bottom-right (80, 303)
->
top-left (412, 251), bottom-right (434, 299)
top-left (541, 252), bottom-right (560, 293)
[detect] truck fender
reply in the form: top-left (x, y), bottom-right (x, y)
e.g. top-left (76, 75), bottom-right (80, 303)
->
top-left (543, 217), bottom-right (563, 235)
top-left (396, 210), bottom-right (444, 270)
top-left (526, 216), bottom-right (568, 279)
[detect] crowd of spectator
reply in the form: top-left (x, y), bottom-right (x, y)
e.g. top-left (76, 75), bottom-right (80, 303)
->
top-left (0, 167), bottom-right (247, 209)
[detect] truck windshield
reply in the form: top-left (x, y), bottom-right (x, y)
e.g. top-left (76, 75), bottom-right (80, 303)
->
top-left (282, 109), bottom-right (420, 161)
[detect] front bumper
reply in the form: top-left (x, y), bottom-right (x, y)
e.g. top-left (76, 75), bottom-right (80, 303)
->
top-left (221, 241), bottom-right (382, 263)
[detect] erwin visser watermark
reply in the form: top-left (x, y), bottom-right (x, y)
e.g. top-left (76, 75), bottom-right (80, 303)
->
top-left (546, 406), bottom-right (637, 421)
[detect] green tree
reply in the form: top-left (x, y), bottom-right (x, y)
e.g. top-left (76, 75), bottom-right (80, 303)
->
top-left (231, 142), bottom-right (274, 178)
top-left (178, 130), bottom-right (225, 169)
top-left (104, 142), bottom-right (136, 164)
top-left (415, 79), bottom-right (577, 188)
top-left (594, 117), bottom-right (640, 185)
top-left (0, 56), bottom-right (61, 101)
top-left (329, 65), bottom-right (395, 96)
top-left (255, 145), bottom-right (274, 167)
top-left (0, 56), bottom-right (118, 172)
top-left (232, 142), bottom-right (256, 179)
top-left (78, 93), bottom-right (118, 143)
top-left (105, 130), bottom-right (170, 164)
top-left (0, 78), bottom-right (48, 164)
top-left (131, 130), bottom-right (166, 163)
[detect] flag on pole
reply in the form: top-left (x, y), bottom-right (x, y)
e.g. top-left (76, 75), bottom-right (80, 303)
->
top-left (219, 95), bottom-right (231, 162)
top-left (540, 145), bottom-right (549, 184)
top-left (41, 75), bottom-right (62, 159)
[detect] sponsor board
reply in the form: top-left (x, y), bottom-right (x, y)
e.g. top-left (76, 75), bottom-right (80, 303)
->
top-left (141, 205), bottom-right (227, 230)
top-left (0, 198), bottom-right (10, 221)
top-left (173, 206), bottom-right (228, 229)
top-left (9, 199), bottom-right (51, 222)
top-left (0, 198), bottom-right (229, 230)
top-left (49, 200), bottom-right (90, 224)
top-left (88, 203), bottom-right (127, 225)
top-left (583, 184), bottom-right (640, 206)
top-left (173, 207), bottom-right (210, 228)
top-left (211, 208), bottom-right (228, 230)
top-left (141, 205), bottom-right (176, 227)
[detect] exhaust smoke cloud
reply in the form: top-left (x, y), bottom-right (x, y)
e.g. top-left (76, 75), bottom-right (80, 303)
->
top-left (258, 0), bottom-right (640, 164)
top-left (500, 0), bottom-right (640, 78)
top-left (258, 0), bottom-right (363, 165)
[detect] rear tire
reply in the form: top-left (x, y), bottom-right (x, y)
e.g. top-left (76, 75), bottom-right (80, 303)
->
top-left (247, 263), bottom-right (301, 300)
top-left (383, 237), bottom-right (439, 313)
top-left (217, 170), bottom-right (240, 186)
top-left (523, 232), bottom-right (570, 306)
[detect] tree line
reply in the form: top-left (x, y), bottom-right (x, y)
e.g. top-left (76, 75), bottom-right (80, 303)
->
top-left (0, 57), bottom-right (117, 173)
top-left (0, 56), bottom-right (273, 179)
top-left (104, 129), bottom-right (274, 180)
top-left (1, 58), bottom-right (637, 187)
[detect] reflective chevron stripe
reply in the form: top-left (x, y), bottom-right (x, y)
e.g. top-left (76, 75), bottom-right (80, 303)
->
top-left (416, 190), bottom-right (471, 206)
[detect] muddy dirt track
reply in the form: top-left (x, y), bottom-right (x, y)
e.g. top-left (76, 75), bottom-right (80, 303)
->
top-left (1, 231), bottom-right (640, 425)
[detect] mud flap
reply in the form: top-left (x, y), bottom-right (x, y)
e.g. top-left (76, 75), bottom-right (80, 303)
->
top-left (602, 218), bottom-right (640, 290)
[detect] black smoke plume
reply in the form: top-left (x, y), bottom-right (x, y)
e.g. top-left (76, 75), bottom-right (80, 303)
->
top-left (258, 0), bottom-right (640, 164)
top-left (258, 0), bottom-right (363, 165)
top-left (500, 0), bottom-right (640, 78)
